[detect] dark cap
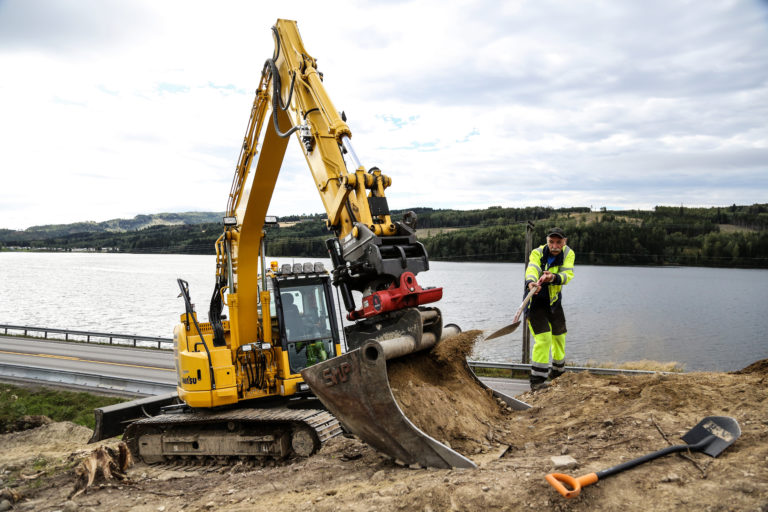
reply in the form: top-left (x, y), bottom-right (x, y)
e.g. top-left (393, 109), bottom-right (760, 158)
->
top-left (547, 227), bottom-right (566, 239)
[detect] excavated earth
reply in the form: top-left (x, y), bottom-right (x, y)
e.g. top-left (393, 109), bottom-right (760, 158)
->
top-left (1, 333), bottom-right (767, 512)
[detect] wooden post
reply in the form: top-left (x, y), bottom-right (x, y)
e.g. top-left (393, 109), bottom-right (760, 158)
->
top-left (522, 221), bottom-right (534, 364)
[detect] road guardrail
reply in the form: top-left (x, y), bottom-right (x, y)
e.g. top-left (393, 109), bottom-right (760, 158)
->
top-left (0, 323), bottom-right (173, 349)
top-left (467, 360), bottom-right (659, 376)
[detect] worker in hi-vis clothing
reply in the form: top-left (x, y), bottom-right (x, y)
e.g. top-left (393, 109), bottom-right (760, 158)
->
top-left (525, 227), bottom-right (575, 391)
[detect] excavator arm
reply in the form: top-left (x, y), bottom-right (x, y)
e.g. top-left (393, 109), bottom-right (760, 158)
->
top-left (227, 19), bottom-right (442, 319)
top-left (221, 19), bottom-right (441, 352)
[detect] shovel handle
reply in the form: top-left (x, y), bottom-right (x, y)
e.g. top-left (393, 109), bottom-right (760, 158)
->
top-left (512, 286), bottom-right (539, 323)
top-left (545, 472), bottom-right (598, 499)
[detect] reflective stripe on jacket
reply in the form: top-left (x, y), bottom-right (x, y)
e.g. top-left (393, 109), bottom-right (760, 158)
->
top-left (525, 245), bottom-right (575, 305)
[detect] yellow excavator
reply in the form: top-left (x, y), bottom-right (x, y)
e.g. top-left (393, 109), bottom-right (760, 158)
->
top-left (91, 19), bottom-right (528, 469)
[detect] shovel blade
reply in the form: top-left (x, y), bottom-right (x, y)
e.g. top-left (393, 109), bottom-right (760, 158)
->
top-left (485, 321), bottom-right (521, 341)
top-left (681, 416), bottom-right (741, 457)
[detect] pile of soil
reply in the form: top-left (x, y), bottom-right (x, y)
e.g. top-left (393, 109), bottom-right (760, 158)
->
top-left (387, 330), bottom-right (515, 456)
top-left (1, 354), bottom-right (766, 511)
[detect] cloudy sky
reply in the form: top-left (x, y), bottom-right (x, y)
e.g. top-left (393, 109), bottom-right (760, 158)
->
top-left (1, 0), bottom-right (766, 230)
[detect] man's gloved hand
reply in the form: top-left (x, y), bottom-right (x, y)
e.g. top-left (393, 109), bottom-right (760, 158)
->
top-left (537, 271), bottom-right (555, 285)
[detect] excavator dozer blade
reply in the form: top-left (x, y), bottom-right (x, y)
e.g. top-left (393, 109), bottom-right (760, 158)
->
top-left (302, 307), bottom-right (510, 469)
top-left (89, 392), bottom-right (180, 443)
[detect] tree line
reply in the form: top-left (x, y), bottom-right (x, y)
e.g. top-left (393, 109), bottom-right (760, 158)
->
top-left (2, 204), bottom-right (767, 268)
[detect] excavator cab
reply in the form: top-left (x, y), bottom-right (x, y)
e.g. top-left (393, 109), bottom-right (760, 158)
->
top-left (267, 264), bottom-right (341, 376)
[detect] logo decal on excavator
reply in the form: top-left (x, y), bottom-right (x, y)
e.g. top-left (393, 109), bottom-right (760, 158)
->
top-left (322, 362), bottom-right (352, 386)
top-left (182, 376), bottom-right (198, 385)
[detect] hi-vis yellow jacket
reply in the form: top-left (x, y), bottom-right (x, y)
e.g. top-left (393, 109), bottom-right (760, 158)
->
top-left (525, 244), bottom-right (575, 306)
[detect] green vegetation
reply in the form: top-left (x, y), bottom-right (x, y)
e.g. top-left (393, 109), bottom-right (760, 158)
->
top-left (0, 383), bottom-right (125, 432)
top-left (419, 204), bottom-right (768, 267)
top-left (470, 359), bottom-right (684, 378)
top-left (2, 204), bottom-right (767, 268)
top-left (585, 360), bottom-right (685, 372)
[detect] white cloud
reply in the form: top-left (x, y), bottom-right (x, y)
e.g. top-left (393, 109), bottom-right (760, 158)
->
top-left (0, 0), bottom-right (766, 230)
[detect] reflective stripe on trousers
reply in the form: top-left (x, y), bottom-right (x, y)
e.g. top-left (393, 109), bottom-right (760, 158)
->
top-left (529, 323), bottom-right (566, 377)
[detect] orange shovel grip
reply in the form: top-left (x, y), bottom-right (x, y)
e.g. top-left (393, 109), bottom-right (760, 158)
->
top-left (545, 472), bottom-right (598, 499)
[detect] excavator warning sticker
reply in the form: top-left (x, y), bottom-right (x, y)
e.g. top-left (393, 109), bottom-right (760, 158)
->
top-left (322, 362), bottom-right (352, 386)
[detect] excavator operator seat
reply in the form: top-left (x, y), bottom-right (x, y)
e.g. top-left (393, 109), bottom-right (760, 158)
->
top-left (281, 293), bottom-right (302, 339)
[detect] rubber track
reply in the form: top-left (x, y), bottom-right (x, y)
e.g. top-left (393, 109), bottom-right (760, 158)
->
top-left (125, 407), bottom-right (342, 461)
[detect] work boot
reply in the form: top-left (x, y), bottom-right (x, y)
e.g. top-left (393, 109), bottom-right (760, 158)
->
top-left (529, 375), bottom-right (549, 391)
top-left (550, 361), bottom-right (565, 380)
top-left (549, 368), bottom-right (565, 380)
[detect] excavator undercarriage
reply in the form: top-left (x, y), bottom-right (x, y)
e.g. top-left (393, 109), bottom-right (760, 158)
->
top-left (124, 405), bottom-right (340, 464)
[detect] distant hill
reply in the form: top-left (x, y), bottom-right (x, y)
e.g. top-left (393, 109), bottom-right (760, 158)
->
top-left (2, 205), bottom-right (767, 268)
top-left (0, 212), bottom-right (225, 242)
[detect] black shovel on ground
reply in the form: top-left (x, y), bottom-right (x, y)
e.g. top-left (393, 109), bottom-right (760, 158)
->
top-left (484, 286), bottom-right (539, 341)
top-left (546, 416), bottom-right (741, 499)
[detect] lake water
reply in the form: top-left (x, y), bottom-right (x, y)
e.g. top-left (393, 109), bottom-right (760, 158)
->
top-left (1, 252), bottom-right (766, 372)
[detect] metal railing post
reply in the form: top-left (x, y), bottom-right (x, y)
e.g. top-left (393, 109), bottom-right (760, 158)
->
top-left (522, 221), bottom-right (534, 364)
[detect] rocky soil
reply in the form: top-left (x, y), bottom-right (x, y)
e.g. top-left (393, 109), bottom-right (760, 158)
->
top-left (1, 337), bottom-right (766, 512)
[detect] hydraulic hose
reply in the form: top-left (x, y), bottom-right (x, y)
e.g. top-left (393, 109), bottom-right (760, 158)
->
top-left (267, 25), bottom-right (300, 138)
top-left (208, 276), bottom-right (227, 347)
top-left (177, 279), bottom-right (217, 389)
top-left (266, 58), bottom-right (300, 138)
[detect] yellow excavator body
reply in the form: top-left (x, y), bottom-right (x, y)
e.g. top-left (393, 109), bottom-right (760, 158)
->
top-left (91, 19), bottom-right (529, 469)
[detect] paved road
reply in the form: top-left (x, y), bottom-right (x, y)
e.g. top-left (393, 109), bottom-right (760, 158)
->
top-left (0, 336), bottom-right (175, 385)
top-left (479, 376), bottom-right (530, 397)
top-left (0, 335), bottom-right (528, 397)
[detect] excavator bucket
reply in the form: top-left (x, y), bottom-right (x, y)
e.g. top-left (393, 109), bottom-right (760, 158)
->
top-left (301, 307), bottom-right (530, 469)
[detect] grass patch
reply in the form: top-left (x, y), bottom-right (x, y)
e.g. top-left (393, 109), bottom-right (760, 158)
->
top-left (0, 383), bottom-right (126, 432)
top-left (470, 359), bottom-right (685, 379)
top-left (418, 227), bottom-right (464, 239)
top-left (581, 359), bottom-right (685, 372)
top-left (471, 366), bottom-right (529, 379)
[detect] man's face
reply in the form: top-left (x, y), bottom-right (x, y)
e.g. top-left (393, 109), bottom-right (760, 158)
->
top-left (547, 236), bottom-right (566, 255)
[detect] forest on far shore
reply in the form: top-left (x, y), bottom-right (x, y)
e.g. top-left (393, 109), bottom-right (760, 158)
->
top-left (2, 204), bottom-right (767, 268)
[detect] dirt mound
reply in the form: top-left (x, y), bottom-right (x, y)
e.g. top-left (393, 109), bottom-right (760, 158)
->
top-left (733, 358), bottom-right (768, 375)
top-left (1, 414), bottom-right (52, 434)
top-left (387, 330), bottom-right (513, 457)
top-left (0, 421), bottom-right (93, 469)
